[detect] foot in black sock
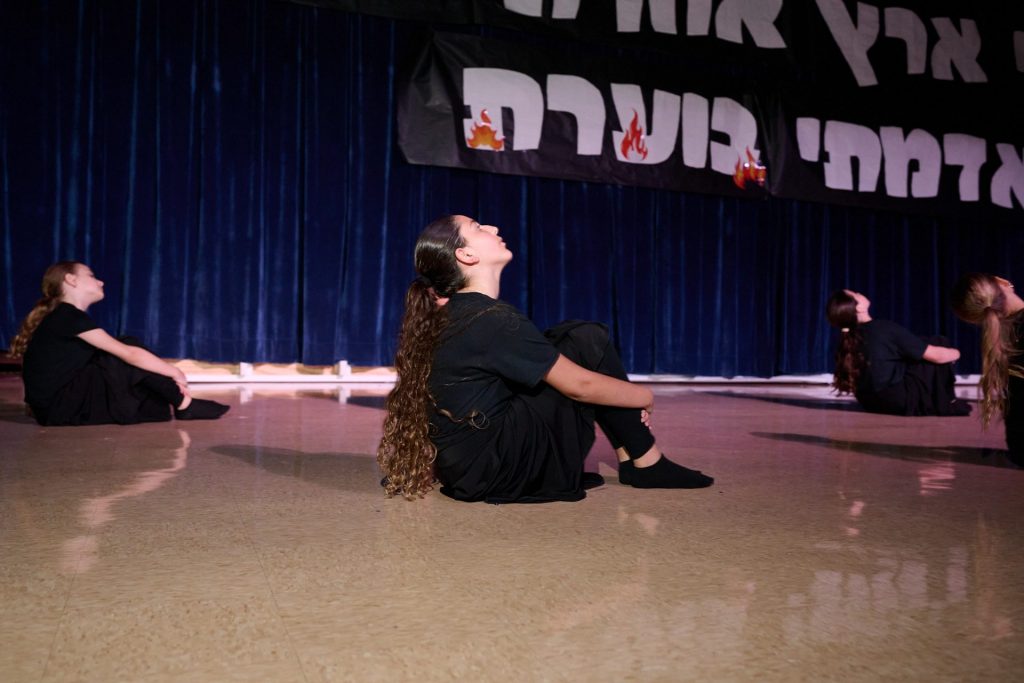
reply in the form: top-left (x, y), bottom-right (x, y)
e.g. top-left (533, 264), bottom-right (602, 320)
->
top-left (950, 399), bottom-right (972, 416)
top-left (629, 456), bottom-right (713, 489)
top-left (582, 471), bottom-right (605, 490)
top-left (174, 398), bottom-right (230, 420)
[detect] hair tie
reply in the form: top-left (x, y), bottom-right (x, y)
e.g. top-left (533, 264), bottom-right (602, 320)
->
top-left (415, 274), bottom-right (433, 288)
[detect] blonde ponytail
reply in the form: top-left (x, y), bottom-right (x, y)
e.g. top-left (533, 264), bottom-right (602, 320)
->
top-left (950, 272), bottom-right (1024, 427)
top-left (8, 261), bottom-right (82, 358)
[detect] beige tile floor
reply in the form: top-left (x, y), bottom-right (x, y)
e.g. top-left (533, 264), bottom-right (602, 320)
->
top-left (1, 376), bottom-right (1022, 682)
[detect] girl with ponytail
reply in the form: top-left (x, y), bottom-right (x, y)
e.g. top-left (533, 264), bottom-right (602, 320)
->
top-left (950, 273), bottom-right (1024, 464)
top-left (9, 261), bottom-right (80, 358)
top-left (11, 261), bottom-right (228, 425)
top-left (377, 215), bottom-right (713, 502)
top-left (826, 289), bottom-right (968, 416)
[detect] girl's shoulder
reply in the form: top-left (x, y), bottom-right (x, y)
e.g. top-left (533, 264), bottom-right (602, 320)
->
top-left (449, 293), bottom-right (522, 320)
top-left (444, 295), bottom-right (530, 341)
top-left (40, 303), bottom-right (98, 335)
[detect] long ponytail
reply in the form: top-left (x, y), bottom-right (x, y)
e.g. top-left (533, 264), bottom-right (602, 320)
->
top-left (978, 307), bottom-right (1012, 426)
top-left (377, 216), bottom-right (466, 499)
top-left (8, 261), bottom-right (82, 358)
top-left (951, 273), bottom-right (1022, 426)
top-left (826, 289), bottom-right (865, 395)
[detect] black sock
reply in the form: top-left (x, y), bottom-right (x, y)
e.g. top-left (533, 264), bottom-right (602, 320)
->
top-left (950, 399), bottom-right (972, 416)
top-left (629, 456), bottom-right (713, 489)
top-left (175, 398), bottom-right (230, 420)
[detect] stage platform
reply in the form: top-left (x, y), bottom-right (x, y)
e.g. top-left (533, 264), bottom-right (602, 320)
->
top-left (1, 376), bottom-right (1021, 682)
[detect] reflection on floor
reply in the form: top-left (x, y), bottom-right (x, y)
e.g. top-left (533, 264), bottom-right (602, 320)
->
top-left (1, 377), bottom-right (1021, 682)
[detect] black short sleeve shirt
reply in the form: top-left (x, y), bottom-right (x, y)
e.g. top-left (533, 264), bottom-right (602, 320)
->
top-left (859, 319), bottom-right (927, 391)
top-left (428, 292), bottom-right (559, 457)
top-left (22, 303), bottom-right (99, 408)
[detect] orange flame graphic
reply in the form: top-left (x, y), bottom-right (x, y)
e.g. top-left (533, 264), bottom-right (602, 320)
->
top-left (733, 148), bottom-right (767, 189)
top-left (466, 109), bottom-right (504, 151)
top-left (620, 110), bottom-right (649, 160)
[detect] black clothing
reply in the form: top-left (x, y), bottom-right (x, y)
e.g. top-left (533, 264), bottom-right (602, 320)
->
top-left (858, 319), bottom-right (927, 393)
top-left (429, 292), bottom-right (652, 503)
top-left (544, 320), bottom-right (655, 459)
top-left (1004, 312), bottom-right (1024, 465)
top-left (853, 319), bottom-right (959, 416)
top-left (22, 304), bottom-right (183, 426)
top-left (22, 303), bottom-right (100, 409)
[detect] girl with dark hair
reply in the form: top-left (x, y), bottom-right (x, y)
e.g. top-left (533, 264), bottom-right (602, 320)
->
top-left (377, 215), bottom-right (713, 502)
top-left (10, 261), bottom-right (229, 426)
top-left (826, 289), bottom-right (968, 416)
top-left (950, 273), bottom-right (1024, 464)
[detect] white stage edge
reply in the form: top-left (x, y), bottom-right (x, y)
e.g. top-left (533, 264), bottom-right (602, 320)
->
top-left (179, 363), bottom-right (982, 387)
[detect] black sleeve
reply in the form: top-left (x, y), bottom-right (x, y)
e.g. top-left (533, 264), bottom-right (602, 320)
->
top-left (481, 306), bottom-right (559, 387)
top-left (887, 321), bottom-right (927, 360)
top-left (51, 304), bottom-right (100, 338)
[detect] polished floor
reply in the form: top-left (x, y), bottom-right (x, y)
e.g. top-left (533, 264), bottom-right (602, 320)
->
top-left (1, 375), bottom-right (1022, 682)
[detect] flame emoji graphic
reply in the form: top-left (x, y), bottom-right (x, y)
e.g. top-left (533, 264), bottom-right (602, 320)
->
top-left (620, 110), bottom-right (649, 160)
top-left (466, 109), bottom-right (505, 151)
top-left (733, 148), bottom-right (767, 189)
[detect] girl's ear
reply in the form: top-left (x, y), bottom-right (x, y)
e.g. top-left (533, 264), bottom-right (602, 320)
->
top-left (455, 247), bottom-right (478, 266)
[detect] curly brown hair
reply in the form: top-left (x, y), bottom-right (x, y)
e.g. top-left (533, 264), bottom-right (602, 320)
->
top-left (377, 216), bottom-right (467, 499)
top-left (8, 261), bottom-right (83, 358)
top-left (950, 273), bottom-right (1023, 427)
top-left (826, 289), bottom-right (866, 395)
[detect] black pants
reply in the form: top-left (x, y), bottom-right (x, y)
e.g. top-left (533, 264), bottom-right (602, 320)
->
top-left (855, 335), bottom-right (960, 417)
top-left (438, 320), bottom-right (653, 503)
top-left (35, 337), bottom-right (183, 426)
top-left (545, 320), bottom-right (656, 458)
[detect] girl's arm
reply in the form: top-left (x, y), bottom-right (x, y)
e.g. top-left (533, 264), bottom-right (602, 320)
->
top-left (77, 328), bottom-right (189, 390)
top-left (922, 345), bottom-right (960, 364)
top-left (543, 354), bottom-right (653, 410)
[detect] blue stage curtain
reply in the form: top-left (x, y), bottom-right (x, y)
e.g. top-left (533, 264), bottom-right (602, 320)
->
top-left (1, 0), bottom-right (1021, 375)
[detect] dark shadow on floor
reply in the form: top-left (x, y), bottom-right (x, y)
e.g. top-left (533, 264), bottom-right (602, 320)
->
top-left (210, 445), bottom-right (381, 493)
top-left (751, 431), bottom-right (1019, 469)
top-left (704, 391), bottom-right (867, 412)
top-left (280, 393), bottom-right (387, 409)
top-left (345, 395), bottom-right (387, 409)
top-left (0, 400), bottom-right (37, 424)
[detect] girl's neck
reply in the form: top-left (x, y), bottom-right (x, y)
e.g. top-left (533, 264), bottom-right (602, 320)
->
top-left (60, 294), bottom-right (90, 312)
top-left (1005, 292), bottom-right (1024, 317)
top-left (458, 270), bottom-right (502, 299)
top-left (458, 285), bottom-right (499, 299)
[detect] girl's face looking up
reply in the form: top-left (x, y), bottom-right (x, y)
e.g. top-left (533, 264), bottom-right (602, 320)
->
top-left (454, 215), bottom-right (512, 267)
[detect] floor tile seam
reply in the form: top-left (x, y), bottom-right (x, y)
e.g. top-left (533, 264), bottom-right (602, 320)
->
top-left (241, 509), bottom-right (314, 683)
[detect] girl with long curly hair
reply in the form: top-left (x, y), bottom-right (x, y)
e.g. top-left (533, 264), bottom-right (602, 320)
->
top-left (950, 273), bottom-right (1024, 464)
top-left (826, 289), bottom-right (968, 416)
top-left (10, 261), bottom-right (228, 425)
top-left (377, 215), bottom-right (713, 502)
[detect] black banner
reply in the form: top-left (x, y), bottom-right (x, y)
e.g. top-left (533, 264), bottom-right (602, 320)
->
top-left (287, 0), bottom-right (1024, 215)
top-left (398, 32), bottom-right (1023, 215)
top-left (399, 32), bottom-right (771, 199)
top-left (288, 0), bottom-right (1024, 89)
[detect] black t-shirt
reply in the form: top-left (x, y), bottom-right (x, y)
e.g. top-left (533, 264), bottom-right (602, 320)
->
top-left (22, 303), bottom-right (99, 409)
top-left (858, 319), bottom-right (927, 392)
top-left (428, 292), bottom-right (559, 468)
